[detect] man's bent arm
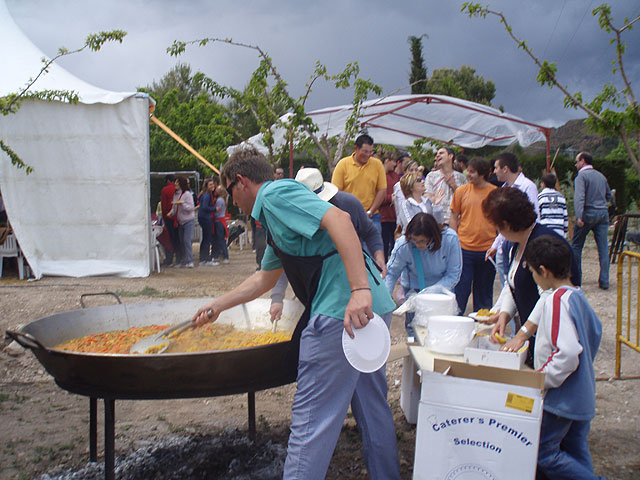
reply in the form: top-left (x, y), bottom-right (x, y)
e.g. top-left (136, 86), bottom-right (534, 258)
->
top-left (194, 268), bottom-right (283, 325)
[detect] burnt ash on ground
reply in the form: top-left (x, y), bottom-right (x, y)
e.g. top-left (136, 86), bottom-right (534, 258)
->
top-left (35, 429), bottom-right (287, 480)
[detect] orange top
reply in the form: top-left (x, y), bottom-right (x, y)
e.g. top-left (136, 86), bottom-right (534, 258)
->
top-left (450, 183), bottom-right (498, 251)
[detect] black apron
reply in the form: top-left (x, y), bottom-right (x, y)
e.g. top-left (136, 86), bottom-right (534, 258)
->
top-left (266, 228), bottom-right (382, 382)
top-left (266, 230), bottom-right (338, 383)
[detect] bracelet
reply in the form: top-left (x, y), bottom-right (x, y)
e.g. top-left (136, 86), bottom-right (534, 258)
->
top-left (351, 287), bottom-right (371, 293)
top-left (520, 324), bottom-right (532, 338)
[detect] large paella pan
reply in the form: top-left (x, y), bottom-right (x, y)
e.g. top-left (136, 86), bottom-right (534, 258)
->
top-left (7, 297), bottom-right (304, 399)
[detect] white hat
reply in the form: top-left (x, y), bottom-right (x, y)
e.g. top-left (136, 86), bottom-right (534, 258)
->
top-left (295, 168), bottom-right (338, 202)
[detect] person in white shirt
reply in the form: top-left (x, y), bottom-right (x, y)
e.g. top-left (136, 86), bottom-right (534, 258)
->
top-left (538, 173), bottom-right (568, 238)
top-left (485, 152), bottom-right (539, 287)
top-left (397, 172), bottom-right (443, 233)
top-left (424, 146), bottom-right (467, 224)
top-left (392, 159), bottom-right (419, 221)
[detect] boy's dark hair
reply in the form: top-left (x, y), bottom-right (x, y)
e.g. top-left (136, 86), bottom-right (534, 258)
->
top-left (541, 173), bottom-right (557, 189)
top-left (469, 156), bottom-right (491, 180)
top-left (164, 174), bottom-right (176, 183)
top-left (524, 234), bottom-right (572, 279)
top-left (495, 151), bottom-right (519, 173)
top-left (355, 134), bottom-right (374, 148)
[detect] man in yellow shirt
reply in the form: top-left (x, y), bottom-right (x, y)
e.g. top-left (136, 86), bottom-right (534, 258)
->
top-left (331, 134), bottom-right (387, 233)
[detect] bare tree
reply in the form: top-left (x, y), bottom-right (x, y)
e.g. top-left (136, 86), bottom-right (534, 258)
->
top-left (463, 3), bottom-right (640, 177)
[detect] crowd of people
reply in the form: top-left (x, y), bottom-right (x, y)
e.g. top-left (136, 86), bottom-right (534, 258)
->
top-left (159, 174), bottom-right (230, 268)
top-left (3, 135), bottom-right (609, 477)
top-left (152, 134), bottom-right (611, 479)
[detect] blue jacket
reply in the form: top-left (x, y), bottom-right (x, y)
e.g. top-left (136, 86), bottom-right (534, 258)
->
top-left (385, 228), bottom-right (462, 293)
top-left (197, 192), bottom-right (214, 220)
top-left (540, 287), bottom-right (602, 420)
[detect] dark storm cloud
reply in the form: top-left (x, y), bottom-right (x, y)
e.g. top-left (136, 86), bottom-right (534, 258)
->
top-left (6, 0), bottom-right (639, 127)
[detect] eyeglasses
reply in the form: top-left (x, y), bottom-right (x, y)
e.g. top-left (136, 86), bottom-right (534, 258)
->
top-left (226, 179), bottom-right (237, 197)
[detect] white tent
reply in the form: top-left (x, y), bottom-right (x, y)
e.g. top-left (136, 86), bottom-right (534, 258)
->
top-left (0, 0), bottom-right (154, 279)
top-left (228, 94), bottom-right (551, 161)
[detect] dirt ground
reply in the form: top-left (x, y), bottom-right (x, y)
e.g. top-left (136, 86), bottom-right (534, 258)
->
top-left (1, 240), bottom-right (639, 480)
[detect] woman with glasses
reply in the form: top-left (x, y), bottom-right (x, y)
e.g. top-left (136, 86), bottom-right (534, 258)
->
top-left (396, 172), bottom-right (443, 234)
top-left (385, 213), bottom-right (462, 336)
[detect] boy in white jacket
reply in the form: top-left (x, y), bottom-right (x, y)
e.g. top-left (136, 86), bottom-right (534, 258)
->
top-left (503, 235), bottom-right (603, 479)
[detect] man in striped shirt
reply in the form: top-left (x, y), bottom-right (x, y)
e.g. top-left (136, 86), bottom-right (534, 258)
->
top-left (538, 173), bottom-right (568, 238)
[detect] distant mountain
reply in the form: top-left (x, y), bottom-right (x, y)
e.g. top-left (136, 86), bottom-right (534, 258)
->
top-left (524, 118), bottom-right (619, 158)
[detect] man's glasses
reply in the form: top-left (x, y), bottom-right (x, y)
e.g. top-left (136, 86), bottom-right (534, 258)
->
top-left (226, 179), bottom-right (237, 197)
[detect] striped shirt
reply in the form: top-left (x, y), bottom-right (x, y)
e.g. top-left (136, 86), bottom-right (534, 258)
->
top-left (538, 187), bottom-right (568, 237)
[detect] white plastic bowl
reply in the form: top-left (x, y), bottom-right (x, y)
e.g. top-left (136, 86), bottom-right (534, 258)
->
top-left (426, 315), bottom-right (476, 355)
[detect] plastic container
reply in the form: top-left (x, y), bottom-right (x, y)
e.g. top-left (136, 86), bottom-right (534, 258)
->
top-left (412, 293), bottom-right (457, 328)
top-left (425, 315), bottom-right (476, 355)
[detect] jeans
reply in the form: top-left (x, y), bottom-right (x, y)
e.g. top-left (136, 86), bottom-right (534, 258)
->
top-left (163, 217), bottom-right (179, 264)
top-left (370, 212), bottom-right (382, 234)
top-left (198, 216), bottom-right (213, 262)
top-left (177, 219), bottom-right (194, 265)
top-left (571, 209), bottom-right (610, 288)
top-left (455, 249), bottom-right (496, 314)
top-left (283, 313), bottom-right (400, 480)
top-left (381, 221), bottom-right (397, 262)
top-left (212, 219), bottom-right (229, 260)
top-left (537, 411), bottom-right (602, 479)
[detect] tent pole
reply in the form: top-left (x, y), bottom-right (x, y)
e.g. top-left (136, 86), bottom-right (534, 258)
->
top-left (289, 125), bottom-right (294, 178)
top-left (544, 128), bottom-right (551, 173)
top-left (150, 115), bottom-right (220, 175)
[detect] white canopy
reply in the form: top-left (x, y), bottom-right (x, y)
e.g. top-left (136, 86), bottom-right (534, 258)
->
top-left (0, 0), bottom-right (154, 279)
top-left (229, 94), bottom-right (550, 156)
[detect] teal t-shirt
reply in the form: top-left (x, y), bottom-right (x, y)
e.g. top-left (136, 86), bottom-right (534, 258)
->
top-left (252, 180), bottom-right (395, 319)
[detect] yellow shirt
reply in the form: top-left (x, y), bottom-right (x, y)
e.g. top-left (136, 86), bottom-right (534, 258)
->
top-left (331, 154), bottom-right (387, 211)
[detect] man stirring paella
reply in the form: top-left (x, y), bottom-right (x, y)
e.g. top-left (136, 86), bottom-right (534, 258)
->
top-left (192, 147), bottom-right (400, 480)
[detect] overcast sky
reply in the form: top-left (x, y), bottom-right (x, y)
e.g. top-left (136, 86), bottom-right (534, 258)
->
top-left (6, 0), bottom-right (640, 127)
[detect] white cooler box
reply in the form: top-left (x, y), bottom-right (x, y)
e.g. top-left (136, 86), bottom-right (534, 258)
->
top-left (414, 359), bottom-right (545, 480)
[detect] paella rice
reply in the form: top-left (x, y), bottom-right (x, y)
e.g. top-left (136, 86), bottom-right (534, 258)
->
top-left (55, 323), bottom-right (292, 354)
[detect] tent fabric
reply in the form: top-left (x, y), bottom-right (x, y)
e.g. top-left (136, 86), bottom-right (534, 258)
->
top-left (0, 0), bottom-right (138, 105)
top-left (228, 94), bottom-right (549, 155)
top-left (0, 0), bottom-right (153, 279)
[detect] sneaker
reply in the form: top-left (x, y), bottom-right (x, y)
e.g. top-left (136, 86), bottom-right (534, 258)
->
top-left (222, 259), bottom-right (230, 264)
top-left (201, 260), bottom-right (219, 266)
top-left (184, 262), bottom-right (194, 268)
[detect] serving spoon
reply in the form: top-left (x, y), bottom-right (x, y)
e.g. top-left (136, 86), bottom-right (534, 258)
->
top-left (130, 319), bottom-right (193, 354)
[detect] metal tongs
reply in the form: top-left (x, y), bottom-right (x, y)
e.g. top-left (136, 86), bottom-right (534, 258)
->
top-left (130, 319), bottom-right (193, 354)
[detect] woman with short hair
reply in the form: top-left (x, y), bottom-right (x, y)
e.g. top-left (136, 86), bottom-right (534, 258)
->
top-left (396, 172), bottom-right (443, 233)
top-left (481, 187), bottom-right (580, 349)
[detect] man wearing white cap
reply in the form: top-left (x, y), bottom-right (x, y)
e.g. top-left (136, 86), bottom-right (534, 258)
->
top-left (270, 168), bottom-right (387, 322)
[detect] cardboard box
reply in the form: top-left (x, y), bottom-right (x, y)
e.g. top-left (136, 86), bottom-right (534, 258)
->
top-left (413, 359), bottom-right (545, 480)
top-left (400, 356), bottom-right (421, 424)
top-left (464, 336), bottom-right (528, 370)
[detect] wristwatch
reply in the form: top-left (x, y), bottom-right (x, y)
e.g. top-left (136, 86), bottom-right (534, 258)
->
top-left (520, 324), bottom-right (532, 338)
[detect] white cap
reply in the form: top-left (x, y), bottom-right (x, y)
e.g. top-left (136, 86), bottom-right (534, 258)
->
top-left (294, 168), bottom-right (338, 202)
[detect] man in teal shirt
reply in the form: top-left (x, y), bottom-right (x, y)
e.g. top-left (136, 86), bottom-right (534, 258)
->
top-left (193, 148), bottom-right (400, 480)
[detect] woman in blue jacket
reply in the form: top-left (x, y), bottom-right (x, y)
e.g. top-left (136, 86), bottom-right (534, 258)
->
top-left (385, 213), bottom-right (462, 336)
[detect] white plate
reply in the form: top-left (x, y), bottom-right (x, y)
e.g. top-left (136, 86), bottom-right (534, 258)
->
top-left (342, 314), bottom-right (391, 373)
top-left (468, 311), bottom-right (496, 322)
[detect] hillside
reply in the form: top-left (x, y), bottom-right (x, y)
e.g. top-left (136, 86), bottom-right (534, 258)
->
top-left (524, 118), bottom-right (619, 158)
